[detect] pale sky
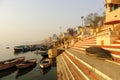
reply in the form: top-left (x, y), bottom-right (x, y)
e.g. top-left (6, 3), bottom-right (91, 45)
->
top-left (0, 0), bottom-right (105, 45)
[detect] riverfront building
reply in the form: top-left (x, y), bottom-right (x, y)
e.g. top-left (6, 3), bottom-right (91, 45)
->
top-left (104, 0), bottom-right (120, 33)
top-left (96, 0), bottom-right (120, 45)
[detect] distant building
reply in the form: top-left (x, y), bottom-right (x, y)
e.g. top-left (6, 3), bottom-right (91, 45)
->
top-left (73, 27), bottom-right (79, 34)
top-left (52, 34), bottom-right (59, 42)
top-left (60, 32), bottom-right (69, 39)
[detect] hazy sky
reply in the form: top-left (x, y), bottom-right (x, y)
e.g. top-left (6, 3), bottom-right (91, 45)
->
top-left (0, 0), bottom-right (105, 44)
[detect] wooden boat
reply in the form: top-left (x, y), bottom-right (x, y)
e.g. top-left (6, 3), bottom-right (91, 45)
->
top-left (6, 47), bottom-right (10, 49)
top-left (0, 57), bottom-right (25, 71)
top-left (14, 46), bottom-right (24, 52)
top-left (39, 58), bottom-right (51, 69)
top-left (34, 50), bottom-right (47, 54)
top-left (16, 63), bottom-right (36, 78)
top-left (14, 45), bottom-right (29, 53)
top-left (16, 59), bottom-right (36, 69)
top-left (41, 53), bottom-right (48, 58)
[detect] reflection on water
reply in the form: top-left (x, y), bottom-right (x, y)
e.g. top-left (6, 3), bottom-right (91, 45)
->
top-left (0, 46), bottom-right (57, 80)
top-left (14, 51), bottom-right (33, 55)
top-left (16, 63), bottom-right (36, 79)
top-left (39, 57), bottom-right (56, 75)
top-left (40, 66), bottom-right (51, 75)
top-left (50, 58), bottom-right (57, 67)
top-left (0, 67), bottom-right (17, 78)
top-left (14, 51), bottom-right (24, 55)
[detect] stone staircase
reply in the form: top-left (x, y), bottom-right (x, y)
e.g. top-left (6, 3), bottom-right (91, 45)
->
top-left (72, 37), bottom-right (97, 53)
top-left (57, 51), bottom-right (104, 80)
top-left (113, 38), bottom-right (120, 44)
top-left (72, 37), bottom-right (120, 63)
top-left (57, 37), bottom-right (120, 80)
top-left (57, 49), bottom-right (120, 80)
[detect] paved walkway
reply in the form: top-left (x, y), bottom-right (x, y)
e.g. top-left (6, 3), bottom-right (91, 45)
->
top-left (67, 48), bottom-right (120, 80)
top-left (57, 48), bottom-right (120, 80)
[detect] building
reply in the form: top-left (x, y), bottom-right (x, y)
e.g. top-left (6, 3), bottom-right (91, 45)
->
top-left (104, 0), bottom-right (120, 32)
top-left (96, 0), bottom-right (120, 45)
top-left (60, 32), bottom-right (69, 39)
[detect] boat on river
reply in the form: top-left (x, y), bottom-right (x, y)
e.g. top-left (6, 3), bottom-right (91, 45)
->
top-left (16, 59), bottom-right (36, 69)
top-left (16, 63), bottom-right (36, 78)
top-left (0, 57), bottom-right (25, 70)
top-left (14, 45), bottom-right (30, 53)
top-left (34, 50), bottom-right (47, 54)
top-left (40, 58), bottom-right (51, 69)
top-left (6, 46), bottom-right (10, 49)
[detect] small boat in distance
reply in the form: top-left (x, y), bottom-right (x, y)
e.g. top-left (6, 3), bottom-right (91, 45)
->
top-left (14, 45), bottom-right (29, 53)
top-left (6, 47), bottom-right (10, 49)
top-left (40, 52), bottom-right (48, 58)
top-left (0, 57), bottom-right (25, 71)
top-left (16, 59), bottom-right (36, 69)
top-left (34, 50), bottom-right (47, 54)
top-left (40, 58), bottom-right (51, 69)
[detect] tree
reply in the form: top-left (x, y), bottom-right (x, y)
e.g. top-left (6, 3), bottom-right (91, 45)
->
top-left (67, 28), bottom-right (74, 36)
top-left (84, 13), bottom-right (104, 28)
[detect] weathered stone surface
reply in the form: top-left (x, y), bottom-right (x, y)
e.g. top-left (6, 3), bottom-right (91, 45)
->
top-left (86, 46), bottom-right (113, 60)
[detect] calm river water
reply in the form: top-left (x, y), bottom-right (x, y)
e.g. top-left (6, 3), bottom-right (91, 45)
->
top-left (0, 45), bottom-right (57, 80)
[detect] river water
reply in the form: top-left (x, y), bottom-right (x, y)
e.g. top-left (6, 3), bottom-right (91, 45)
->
top-left (0, 45), bottom-right (57, 80)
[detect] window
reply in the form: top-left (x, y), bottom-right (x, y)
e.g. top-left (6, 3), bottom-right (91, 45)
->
top-left (109, 3), bottom-right (120, 12)
top-left (111, 4), bottom-right (119, 11)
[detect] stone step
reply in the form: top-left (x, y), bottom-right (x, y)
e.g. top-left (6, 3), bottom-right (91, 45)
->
top-left (57, 54), bottom-right (74, 80)
top-left (114, 41), bottom-right (120, 44)
top-left (62, 54), bottom-right (84, 80)
top-left (65, 50), bottom-right (114, 80)
top-left (72, 47), bottom-right (120, 63)
top-left (64, 52), bottom-right (100, 80)
top-left (116, 40), bottom-right (120, 42)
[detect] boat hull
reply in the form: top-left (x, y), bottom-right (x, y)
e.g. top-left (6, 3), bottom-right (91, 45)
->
top-left (0, 57), bottom-right (25, 70)
top-left (16, 59), bottom-right (36, 69)
top-left (40, 58), bottom-right (51, 69)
